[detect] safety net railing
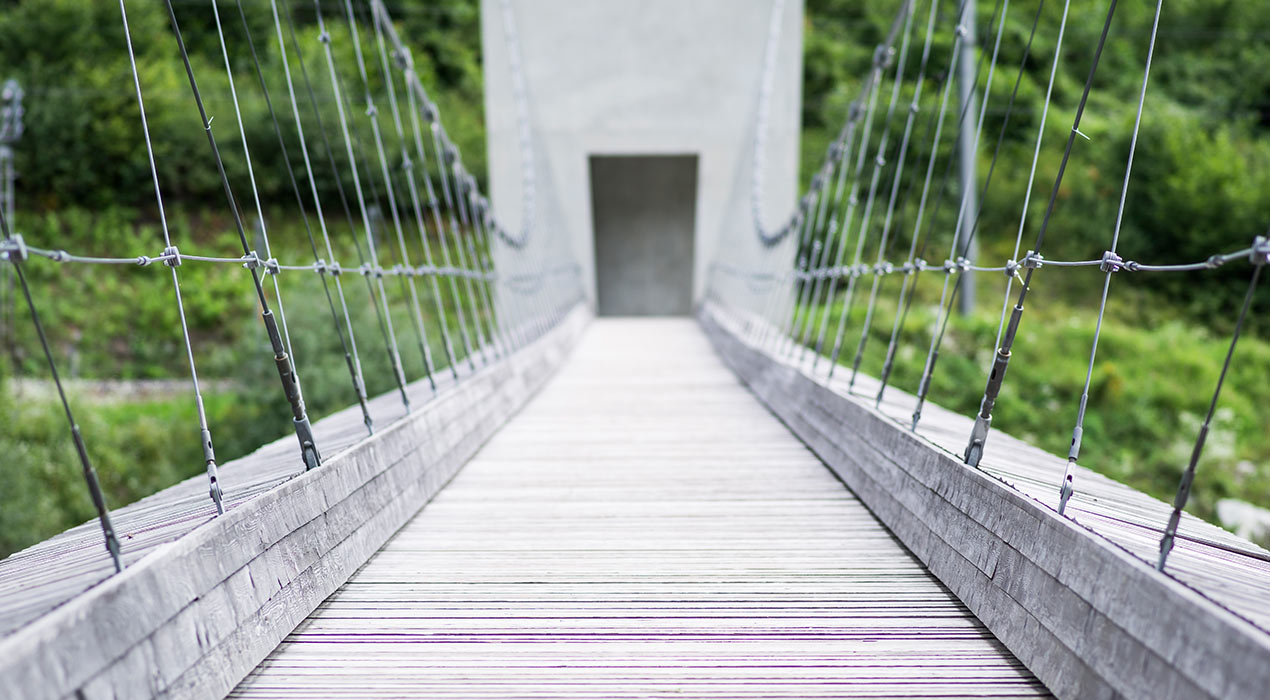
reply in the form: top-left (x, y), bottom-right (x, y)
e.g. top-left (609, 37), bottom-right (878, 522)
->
top-left (706, 0), bottom-right (1268, 573)
top-left (0, 0), bottom-right (582, 574)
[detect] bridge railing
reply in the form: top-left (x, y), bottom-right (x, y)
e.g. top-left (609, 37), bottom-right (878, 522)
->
top-left (0, 0), bottom-right (582, 576)
top-left (708, 0), bottom-right (1268, 575)
top-left (705, 0), bottom-right (1270, 696)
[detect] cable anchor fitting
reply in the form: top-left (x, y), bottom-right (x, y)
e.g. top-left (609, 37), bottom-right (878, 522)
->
top-left (162, 245), bottom-right (182, 267)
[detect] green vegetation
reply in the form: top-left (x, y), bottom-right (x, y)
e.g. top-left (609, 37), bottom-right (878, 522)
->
top-left (1, 0), bottom-right (1269, 557)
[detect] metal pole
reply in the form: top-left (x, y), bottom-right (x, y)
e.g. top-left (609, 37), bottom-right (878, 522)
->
top-left (1, 79), bottom-right (23, 377)
top-left (956, 0), bottom-right (978, 315)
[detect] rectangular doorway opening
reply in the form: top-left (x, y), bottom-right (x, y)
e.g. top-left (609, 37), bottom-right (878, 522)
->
top-left (589, 155), bottom-right (698, 316)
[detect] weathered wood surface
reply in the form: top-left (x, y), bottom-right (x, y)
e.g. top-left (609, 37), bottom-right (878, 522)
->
top-left (699, 302), bottom-right (1270, 700)
top-left (0, 308), bottom-right (588, 700)
top-left (233, 318), bottom-right (1049, 699)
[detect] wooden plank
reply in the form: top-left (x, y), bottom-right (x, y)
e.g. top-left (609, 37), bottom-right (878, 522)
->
top-left (233, 318), bottom-right (1050, 699)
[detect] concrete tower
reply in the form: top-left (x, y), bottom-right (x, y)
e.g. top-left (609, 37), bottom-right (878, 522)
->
top-left (482, 0), bottom-right (804, 315)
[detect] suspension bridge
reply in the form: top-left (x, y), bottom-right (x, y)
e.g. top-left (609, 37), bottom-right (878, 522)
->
top-left (1, 0), bottom-right (1268, 698)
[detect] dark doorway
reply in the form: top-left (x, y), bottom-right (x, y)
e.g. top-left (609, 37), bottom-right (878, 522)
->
top-left (589, 155), bottom-right (698, 316)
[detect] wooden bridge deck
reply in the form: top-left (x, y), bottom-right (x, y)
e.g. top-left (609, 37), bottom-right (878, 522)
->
top-left (233, 318), bottom-right (1049, 698)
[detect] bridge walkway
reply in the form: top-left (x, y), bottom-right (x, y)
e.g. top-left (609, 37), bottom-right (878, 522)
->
top-left (233, 318), bottom-right (1049, 698)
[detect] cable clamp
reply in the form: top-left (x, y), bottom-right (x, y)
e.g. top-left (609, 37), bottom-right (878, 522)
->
top-left (136, 255), bottom-right (153, 267)
top-left (318, 30), bottom-right (332, 44)
top-left (401, 156), bottom-right (413, 171)
top-left (1252, 235), bottom-right (1270, 266)
top-left (875, 154), bottom-right (886, 168)
top-left (49, 249), bottom-right (69, 263)
top-left (417, 264), bottom-right (437, 276)
top-left (162, 245), bottom-right (182, 268)
top-left (1, 234), bottom-right (26, 263)
top-left (848, 101), bottom-right (863, 122)
top-left (392, 48), bottom-right (411, 70)
top-left (873, 45), bottom-right (894, 70)
top-left (242, 250), bottom-right (263, 271)
top-left (1004, 258), bottom-right (1019, 278)
top-left (956, 24), bottom-right (969, 38)
top-left (848, 194), bottom-right (859, 207)
top-left (328, 261), bottom-right (343, 276)
top-left (358, 262), bottom-right (376, 278)
top-left (1022, 251), bottom-right (1044, 269)
top-left (811, 173), bottom-right (824, 190)
top-left (422, 101), bottom-right (438, 123)
top-left (1099, 250), bottom-right (1124, 273)
top-left (899, 261), bottom-right (914, 274)
top-left (444, 144), bottom-right (458, 164)
top-left (913, 257), bottom-right (928, 273)
top-left (909, 100), bottom-right (920, 115)
top-left (264, 258), bottom-right (280, 276)
top-left (365, 103), bottom-right (378, 118)
top-left (874, 261), bottom-right (894, 276)
top-left (828, 141), bottom-right (843, 161)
